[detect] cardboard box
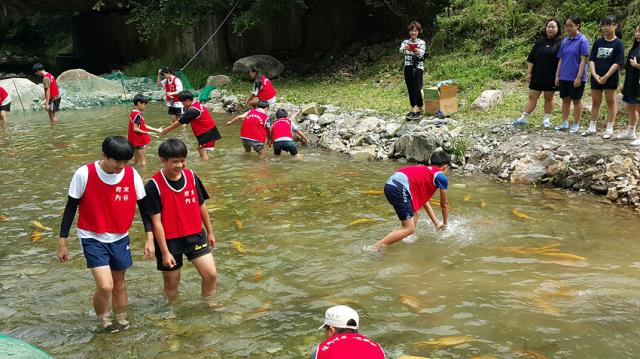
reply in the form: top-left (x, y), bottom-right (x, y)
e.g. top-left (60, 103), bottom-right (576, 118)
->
top-left (424, 84), bottom-right (458, 115)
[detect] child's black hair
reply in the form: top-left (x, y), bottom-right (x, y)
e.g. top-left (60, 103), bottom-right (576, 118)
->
top-left (102, 136), bottom-right (134, 161)
top-left (32, 63), bottom-right (44, 72)
top-left (178, 90), bottom-right (194, 101)
top-left (257, 100), bottom-right (269, 109)
top-left (601, 15), bottom-right (622, 39)
top-left (158, 138), bottom-right (188, 159)
top-left (566, 14), bottom-right (582, 28)
top-left (160, 66), bottom-right (175, 75)
top-left (275, 108), bottom-right (288, 118)
top-left (429, 151), bottom-right (451, 167)
top-left (133, 94), bottom-right (150, 105)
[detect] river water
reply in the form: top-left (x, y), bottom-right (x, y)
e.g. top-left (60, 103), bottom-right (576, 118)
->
top-left (0, 104), bottom-right (639, 358)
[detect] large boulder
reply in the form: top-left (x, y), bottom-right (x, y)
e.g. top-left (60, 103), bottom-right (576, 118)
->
top-left (392, 132), bottom-right (441, 162)
top-left (510, 151), bottom-right (555, 184)
top-left (206, 75), bottom-right (231, 88)
top-left (0, 78), bottom-right (44, 111)
top-left (472, 90), bottom-right (504, 110)
top-left (57, 69), bottom-right (125, 108)
top-left (232, 55), bottom-right (285, 79)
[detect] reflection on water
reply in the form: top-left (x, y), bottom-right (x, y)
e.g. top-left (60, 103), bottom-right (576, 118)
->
top-left (1, 104), bottom-right (640, 358)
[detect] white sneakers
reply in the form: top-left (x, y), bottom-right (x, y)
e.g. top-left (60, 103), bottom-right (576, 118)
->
top-left (615, 129), bottom-right (638, 141)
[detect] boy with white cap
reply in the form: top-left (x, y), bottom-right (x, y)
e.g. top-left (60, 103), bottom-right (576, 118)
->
top-left (311, 305), bottom-right (385, 359)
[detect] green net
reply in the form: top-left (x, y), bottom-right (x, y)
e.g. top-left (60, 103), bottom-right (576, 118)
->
top-left (99, 70), bottom-right (201, 98)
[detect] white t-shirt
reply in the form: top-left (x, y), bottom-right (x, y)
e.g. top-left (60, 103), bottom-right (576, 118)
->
top-left (68, 161), bottom-right (146, 243)
top-left (161, 77), bottom-right (184, 108)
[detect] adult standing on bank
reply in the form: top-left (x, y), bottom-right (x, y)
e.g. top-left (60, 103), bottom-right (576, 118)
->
top-left (33, 63), bottom-right (61, 122)
top-left (554, 15), bottom-right (590, 133)
top-left (400, 21), bottom-right (427, 120)
top-left (311, 305), bottom-right (386, 359)
top-left (618, 24), bottom-right (640, 145)
top-left (583, 15), bottom-right (624, 138)
top-left (512, 19), bottom-right (562, 128)
top-left (0, 85), bottom-right (11, 122)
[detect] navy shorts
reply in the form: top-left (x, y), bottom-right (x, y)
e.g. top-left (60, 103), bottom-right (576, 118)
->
top-left (242, 139), bottom-right (264, 152)
top-left (623, 95), bottom-right (640, 105)
top-left (384, 181), bottom-right (414, 221)
top-left (0, 103), bottom-right (10, 112)
top-left (154, 231), bottom-right (211, 271)
top-left (558, 80), bottom-right (585, 100)
top-left (81, 236), bottom-right (132, 270)
top-left (273, 140), bottom-right (298, 156)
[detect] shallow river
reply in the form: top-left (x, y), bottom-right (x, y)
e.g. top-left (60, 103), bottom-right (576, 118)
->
top-left (1, 104), bottom-right (639, 358)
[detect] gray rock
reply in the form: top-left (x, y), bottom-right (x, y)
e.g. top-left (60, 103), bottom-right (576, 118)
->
top-left (206, 75), bottom-right (231, 88)
top-left (0, 78), bottom-right (44, 111)
top-left (384, 123), bottom-right (401, 137)
top-left (301, 102), bottom-right (324, 116)
top-left (353, 116), bottom-right (383, 135)
top-left (591, 183), bottom-right (608, 194)
top-left (472, 90), bottom-right (504, 110)
top-left (232, 55), bottom-right (285, 79)
top-left (392, 132), bottom-right (441, 162)
top-left (363, 134), bottom-right (380, 145)
top-left (510, 151), bottom-right (555, 184)
top-left (304, 114), bottom-right (319, 124)
top-left (349, 147), bottom-right (376, 161)
top-left (318, 113), bottom-right (337, 126)
top-left (319, 134), bottom-right (346, 152)
top-left (395, 124), bottom-right (418, 137)
top-left (607, 187), bottom-right (619, 201)
top-left (605, 156), bottom-right (633, 179)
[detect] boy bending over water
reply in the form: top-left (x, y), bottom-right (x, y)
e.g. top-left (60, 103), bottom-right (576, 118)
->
top-left (142, 139), bottom-right (218, 307)
top-left (370, 151), bottom-right (450, 251)
top-left (57, 136), bottom-right (150, 333)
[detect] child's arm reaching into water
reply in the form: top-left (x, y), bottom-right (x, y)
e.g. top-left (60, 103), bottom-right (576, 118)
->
top-left (422, 190), bottom-right (449, 231)
top-left (295, 130), bottom-right (309, 145)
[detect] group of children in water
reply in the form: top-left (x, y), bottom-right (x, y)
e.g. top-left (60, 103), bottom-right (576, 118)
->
top-left (511, 14), bottom-right (640, 146)
top-left (53, 61), bottom-right (451, 343)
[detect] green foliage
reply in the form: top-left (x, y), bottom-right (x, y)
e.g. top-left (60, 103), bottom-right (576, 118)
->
top-left (450, 137), bottom-right (469, 158)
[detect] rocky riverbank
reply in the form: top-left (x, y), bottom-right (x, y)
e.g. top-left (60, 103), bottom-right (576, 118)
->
top-left (205, 90), bottom-right (640, 213)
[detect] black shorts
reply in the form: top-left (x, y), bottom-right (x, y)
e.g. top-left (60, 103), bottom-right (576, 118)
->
top-left (528, 82), bottom-right (557, 92)
top-left (384, 181), bottom-right (414, 221)
top-left (273, 140), bottom-right (298, 156)
top-left (168, 106), bottom-right (185, 116)
top-left (590, 77), bottom-right (618, 90)
top-left (558, 80), bottom-right (585, 100)
top-left (623, 95), bottom-right (640, 105)
top-left (133, 145), bottom-right (145, 150)
top-left (0, 103), bottom-right (10, 112)
top-left (154, 231), bottom-right (211, 271)
top-left (47, 98), bottom-right (61, 112)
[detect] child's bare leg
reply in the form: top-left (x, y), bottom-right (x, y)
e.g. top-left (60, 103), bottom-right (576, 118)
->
top-left (192, 255), bottom-right (217, 297)
top-left (90, 266), bottom-right (114, 318)
top-left (139, 148), bottom-right (147, 166)
top-left (0, 110), bottom-right (7, 122)
top-left (257, 147), bottom-right (267, 159)
top-left (162, 270), bottom-right (181, 304)
top-left (198, 148), bottom-right (210, 160)
top-left (373, 217), bottom-right (416, 250)
top-left (111, 270), bottom-right (127, 317)
top-left (48, 110), bottom-right (58, 122)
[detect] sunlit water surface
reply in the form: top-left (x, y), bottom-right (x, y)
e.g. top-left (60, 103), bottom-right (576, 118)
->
top-left (1, 104), bottom-right (639, 358)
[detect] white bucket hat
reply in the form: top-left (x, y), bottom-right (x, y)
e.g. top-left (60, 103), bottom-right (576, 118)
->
top-left (318, 305), bottom-right (359, 330)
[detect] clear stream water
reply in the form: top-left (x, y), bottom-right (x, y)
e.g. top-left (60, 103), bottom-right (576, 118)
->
top-left (0, 104), bottom-right (639, 358)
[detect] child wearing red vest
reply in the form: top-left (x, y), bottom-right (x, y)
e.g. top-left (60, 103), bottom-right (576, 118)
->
top-left (269, 108), bottom-right (309, 160)
top-left (160, 90), bottom-right (222, 160)
top-left (141, 139), bottom-right (217, 305)
top-left (157, 66), bottom-right (184, 123)
top-left (33, 63), bottom-right (61, 122)
top-left (226, 100), bottom-right (270, 158)
top-left (0, 85), bottom-right (11, 122)
top-left (57, 136), bottom-right (150, 333)
top-left (312, 305), bottom-right (386, 359)
top-left (128, 94), bottom-right (163, 166)
top-left (247, 67), bottom-right (277, 109)
top-left (369, 151), bottom-right (451, 251)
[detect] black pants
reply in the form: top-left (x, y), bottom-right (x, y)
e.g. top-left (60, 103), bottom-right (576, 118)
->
top-left (404, 66), bottom-right (424, 108)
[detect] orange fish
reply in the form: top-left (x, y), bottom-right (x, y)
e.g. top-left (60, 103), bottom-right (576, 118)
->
top-left (251, 271), bottom-right (264, 282)
top-left (480, 200), bottom-right (487, 208)
top-left (234, 219), bottom-right (244, 230)
top-left (0, 215), bottom-right (8, 221)
top-left (512, 209), bottom-right (533, 220)
top-left (364, 190), bottom-right (384, 195)
top-left (400, 295), bottom-right (422, 310)
top-left (31, 231), bottom-right (43, 242)
top-left (417, 336), bottom-right (474, 347)
top-left (463, 194), bottom-right (472, 201)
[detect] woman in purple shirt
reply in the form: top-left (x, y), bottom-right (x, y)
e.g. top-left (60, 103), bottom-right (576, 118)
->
top-left (555, 15), bottom-right (590, 133)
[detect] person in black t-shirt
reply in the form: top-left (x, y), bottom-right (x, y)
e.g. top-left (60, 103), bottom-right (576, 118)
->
top-left (513, 19), bottom-right (562, 128)
top-left (618, 25), bottom-right (640, 144)
top-left (583, 15), bottom-right (625, 138)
